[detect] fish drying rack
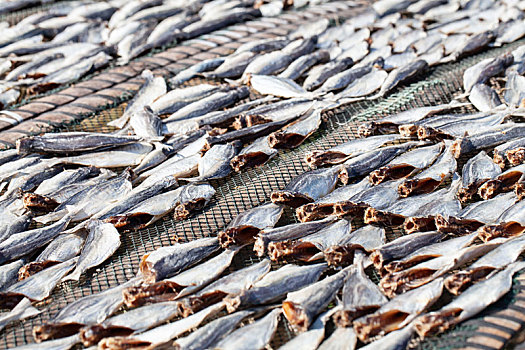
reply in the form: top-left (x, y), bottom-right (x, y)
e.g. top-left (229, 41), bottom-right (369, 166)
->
top-left (2, 2), bottom-right (525, 349)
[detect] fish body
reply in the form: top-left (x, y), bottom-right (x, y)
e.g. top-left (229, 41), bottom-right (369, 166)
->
top-left (230, 136), bottom-right (278, 172)
top-left (469, 83), bottom-right (502, 112)
top-left (279, 50), bottom-right (330, 81)
top-left (458, 151), bottom-right (501, 201)
top-left (303, 57), bottom-right (354, 91)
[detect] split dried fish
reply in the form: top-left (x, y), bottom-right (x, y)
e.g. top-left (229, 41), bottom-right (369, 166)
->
top-left (149, 84), bottom-right (221, 115)
top-left (230, 136), bottom-right (278, 172)
top-left (0, 260), bottom-right (24, 291)
top-left (225, 263), bottom-right (326, 312)
top-left (124, 249), bottom-right (236, 308)
top-left (0, 298), bottom-right (40, 332)
top-left (478, 163), bottom-right (525, 200)
top-left (445, 235), bottom-right (525, 295)
top-left (279, 308), bottom-right (338, 350)
top-left (179, 259), bottom-right (270, 316)
top-left (359, 322), bottom-right (414, 350)
top-left (469, 83), bottom-right (502, 112)
top-left (318, 59), bottom-right (383, 93)
top-left (303, 57), bottom-right (354, 91)
top-left (354, 278), bottom-right (443, 342)
top-left (215, 308), bottom-right (281, 350)
top-left (268, 107), bottom-right (321, 149)
top-left (184, 141), bottom-right (241, 182)
top-left (375, 59), bottom-right (428, 97)
top-left (494, 137), bottom-right (525, 168)
top-left (234, 36), bottom-right (290, 54)
top-left (139, 237), bottom-right (219, 283)
top-left (336, 68), bottom-right (388, 99)
top-left (279, 50), bottom-right (330, 81)
top-left (414, 262), bottom-right (525, 338)
top-left (172, 183), bottom-right (215, 221)
top-left (463, 53), bottom-right (513, 92)
top-left (504, 73), bottom-right (525, 108)
top-left (271, 166), bottom-right (340, 207)
top-left (249, 74), bottom-right (308, 98)
top-left (168, 57), bottom-right (225, 86)
top-left (203, 52), bottom-right (257, 79)
top-left (283, 267), bottom-right (348, 332)
top-left (478, 199), bottom-right (525, 241)
top-left (304, 134), bottom-right (401, 168)
top-left (458, 151), bottom-right (501, 201)
top-left (218, 202), bottom-right (283, 248)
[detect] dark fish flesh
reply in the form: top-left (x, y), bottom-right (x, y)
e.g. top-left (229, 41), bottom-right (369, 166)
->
top-left (493, 137), bottom-right (525, 168)
top-left (478, 199), bottom-right (525, 242)
top-left (478, 164), bottom-right (525, 200)
top-left (230, 136), bottom-right (278, 172)
top-left (457, 151), bottom-right (501, 201)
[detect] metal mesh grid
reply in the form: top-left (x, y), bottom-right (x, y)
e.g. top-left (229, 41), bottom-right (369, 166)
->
top-left (2, 37), bottom-right (525, 349)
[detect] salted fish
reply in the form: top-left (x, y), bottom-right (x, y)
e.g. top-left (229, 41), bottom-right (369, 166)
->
top-left (79, 301), bottom-right (180, 346)
top-left (63, 220), bottom-right (120, 282)
top-left (139, 237), bottom-right (219, 283)
top-left (33, 277), bottom-right (141, 342)
top-left (12, 334), bottom-right (80, 350)
top-left (369, 143), bottom-right (443, 185)
top-left (296, 177), bottom-right (371, 223)
top-left (0, 213), bottom-right (31, 244)
top-left (179, 259), bottom-right (270, 316)
top-left (380, 241), bottom-right (502, 297)
top-left (0, 214), bottom-right (71, 264)
top-left (478, 164), bottom-right (525, 199)
top-left (334, 255), bottom-right (387, 327)
top-left (371, 231), bottom-right (445, 273)
top-left (336, 68), bottom-right (388, 100)
top-left (359, 322), bottom-right (414, 350)
top-left (303, 57), bottom-right (354, 91)
top-left (494, 137), bottom-right (525, 168)
top-left (19, 232), bottom-right (85, 280)
top-left (324, 225), bottom-right (386, 267)
top-left (339, 142), bottom-right (423, 185)
top-left (128, 107), bottom-right (162, 141)
top-left (317, 59), bottom-right (383, 93)
top-left (124, 249), bottom-right (236, 308)
top-left (203, 52), bottom-right (257, 79)
top-left (358, 102), bottom-right (466, 137)
top-left (109, 70), bottom-right (166, 129)
top-left (457, 151), bottom-right (501, 201)
top-left (34, 167), bottom-right (100, 196)
top-left (304, 134), bottom-right (401, 167)
top-left (271, 166), bottom-right (340, 207)
top-left (225, 263), bottom-right (326, 312)
top-left (172, 309), bottom-right (255, 350)
top-left (279, 50), bottom-right (330, 81)
top-left (398, 141), bottom-right (456, 197)
top-left (415, 262), bottom-right (525, 338)
top-left (317, 327), bottom-right (357, 350)
top-left (354, 278), bottom-right (443, 342)
top-left (249, 74), bottom-right (308, 99)
top-left (0, 258), bottom-right (77, 309)
top-left (452, 123), bottom-right (525, 158)
top-left (463, 54), bottom-right (514, 93)
top-left (0, 298), bottom-right (40, 332)
top-left (445, 235), bottom-right (525, 295)
top-left (283, 267), bottom-right (349, 332)
top-left (183, 141), bottom-right (241, 182)
top-left (230, 136), bottom-right (278, 172)
top-left (375, 59), bottom-right (428, 98)
top-left (505, 73), bottom-right (525, 108)
top-left (215, 308), bottom-right (281, 350)
top-left (99, 302), bottom-right (224, 349)
top-left (16, 132), bottom-right (141, 155)
top-left (278, 308), bottom-right (338, 350)
top-left (435, 192), bottom-right (517, 234)
top-left (478, 199), bottom-right (525, 241)
top-left (267, 107), bottom-right (321, 149)
top-left (172, 183), bottom-right (215, 221)
top-left (183, 8), bottom-right (261, 39)
top-left (267, 219), bottom-right (352, 262)
top-left (517, 174), bottom-right (525, 200)
top-left (136, 153), bottom-right (200, 186)
top-left (218, 202), bottom-right (283, 248)
top-left (168, 57), bottom-right (225, 86)
top-left (132, 143), bottom-right (173, 175)
top-left (469, 83), bottom-right (502, 112)
top-left (149, 84), bottom-right (221, 115)
top-left (0, 260), bottom-right (24, 291)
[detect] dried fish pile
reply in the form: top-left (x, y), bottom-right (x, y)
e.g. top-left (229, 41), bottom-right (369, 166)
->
top-left (2, 0), bottom-right (525, 349)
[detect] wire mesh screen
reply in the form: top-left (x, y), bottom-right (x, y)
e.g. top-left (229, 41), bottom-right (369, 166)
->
top-left (2, 37), bottom-right (525, 349)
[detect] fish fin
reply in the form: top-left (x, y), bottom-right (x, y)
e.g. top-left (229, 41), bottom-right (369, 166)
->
top-left (108, 114), bottom-right (129, 129)
top-left (225, 77), bottom-right (242, 86)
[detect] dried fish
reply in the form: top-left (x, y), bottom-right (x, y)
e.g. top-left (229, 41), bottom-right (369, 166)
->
top-left (283, 267), bottom-right (348, 332)
top-left (137, 153), bottom-right (200, 187)
top-left (0, 298), bottom-right (40, 332)
top-left (63, 220), bottom-right (120, 282)
top-left (370, 231), bottom-right (445, 273)
top-left (469, 83), bottom-right (502, 112)
top-left (0, 214), bottom-right (71, 264)
top-left (215, 308), bottom-right (281, 350)
top-left (225, 263), bottom-right (326, 312)
top-left (109, 70), bottom-right (166, 129)
top-left (337, 68), bottom-right (388, 99)
top-left (183, 141), bottom-right (241, 182)
top-left (303, 57), bottom-right (354, 91)
top-left (180, 259), bottom-right (270, 316)
top-left (318, 59), bottom-right (383, 93)
top-left (99, 302), bottom-right (224, 349)
top-left (14, 334), bottom-right (80, 350)
top-left (219, 202), bottom-right (283, 248)
top-left (124, 249), bottom-right (236, 308)
top-left (504, 73), bottom-right (525, 108)
top-left (457, 151), bottom-right (501, 201)
top-left (463, 53), bottom-right (514, 92)
top-left (268, 107), bottom-right (321, 149)
top-left (478, 164), bottom-right (525, 199)
top-left (0, 258), bottom-right (77, 309)
top-left (33, 277), bottom-right (141, 342)
top-left (380, 241), bottom-right (501, 297)
top-left (183, 8), bottom-right (261, 39)
top-left (398, 141), bottom-right (456, 197)
top-left (414, 262), bottom-right (525, 338)
top-left (203, 52), bottom-right (257, 79)
top-left (324, 225), bottom-right (386, 267)
top-left (452, 30), bottom-right (495, 60)
top-left (340, 142), bottom-right (422, 185)
top-left (354, 279), bottom-right (443, 342)
top-left (234, 36), bottom-right (290, 54)
top-left (478, 199), bottom-right (525, 241)
top-left (16, 132), bottom-right (142, 155)
top-left (0, 260), bottom-right (24, 291)
top-left (296, 177), bottom-right (371, 222)
top-left (164, 87), bottom-right (249, 123)
top-left (129, 107), bottom-right (162, 141)
top-left (271, 166), bottom-right (340, 207)
top-left (249, 74), bottom-right (308, 98)
top-left (494, 137), bottom-right (525, 168)
top-left (445, 235), bottom-right (525, 295)
top-left (139, 237), bottom-right (219, 283)
top-left (172, 309), bottom-right (255, 350)
top-left (230, 136), bottom-right (278, 172)
top-left (304, 134), bottom-right (401, 168)
top-left (0, 213), bottom-right (31, 244)
top-left (279, 308), bottom-right (338, 350)
top-left (517, 174), bottom-right (525, 200)
top-left (317, 326), bottom-right (357, 350)
top-left (173, 183), bottom-right (215, 221)
top-left (359, 322), bottom-right (414, 350)
top-left (369, 143), bottom-right (443, 185)
top-left (168, 57), bottom-right (225, 86)
top-left (149, 84), bottom-right (221, 116)
top-left (279, 50), bottom-right (330, 81)
top-left (34, 167), bottom-right (100, 196)
top-left (375, 59), bottom-right (428, 97)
